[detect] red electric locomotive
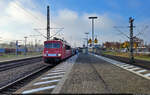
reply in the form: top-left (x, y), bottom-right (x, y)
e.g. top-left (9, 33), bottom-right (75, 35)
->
top-left (43, 37), bottom-right (72, 64)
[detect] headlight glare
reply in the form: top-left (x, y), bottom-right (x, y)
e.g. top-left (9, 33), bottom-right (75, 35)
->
top-left (58, 53), bottom-right (61, 56)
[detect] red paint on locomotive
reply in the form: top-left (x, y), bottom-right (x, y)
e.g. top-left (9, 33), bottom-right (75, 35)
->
top-left (43, 40), bottom-right (72, 64)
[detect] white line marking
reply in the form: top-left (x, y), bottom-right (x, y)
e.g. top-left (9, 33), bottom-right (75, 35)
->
top-left (22, 85), bottom-right (56, 94)
top-left (41, 75), bottom-right (63, 80)
top-left (144, 73), bottom-right (150, 77)
top-left (54, 68), bottom-right (64, 71)
top-left (52, 55), bottom-right (78, 94)
top-left (136, 70), bottom-right (147, 73)
top-left (129, 67), bottom-right (141, 71)
top-left (120, 64), bottom-right (130, 67)
top-left (115, 64), bottom-right (123, 66)
top-left (117, 63), bottom-right (125, 65)
top-left (47, 72), bottom-right (65, 76)
top-left (124, 66), bottom-right (134, 69)
top-left (90, 53), bottom-right (150, 80)
top-left (51, 70), bottom-right (65, 73)
top-left (34, 80), bottom-right (60, 85)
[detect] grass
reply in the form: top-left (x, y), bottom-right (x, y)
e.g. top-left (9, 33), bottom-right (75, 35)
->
top-left (102, 51), bottom-right (150, 62)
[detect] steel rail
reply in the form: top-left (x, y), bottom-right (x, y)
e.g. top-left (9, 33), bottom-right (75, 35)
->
top-left (0, 65), bottom-right (49, 94)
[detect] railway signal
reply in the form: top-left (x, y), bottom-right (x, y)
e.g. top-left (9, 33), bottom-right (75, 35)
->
top-left (88, 38), bottom-right (92, 44)
top-left (133, 42), bottom-right (137, 49)
top-left (123, 42), bottom-right (129, 48)
top-left (94, 38), bottom-right (98, 44)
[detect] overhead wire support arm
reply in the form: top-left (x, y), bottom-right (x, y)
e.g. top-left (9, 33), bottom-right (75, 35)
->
top-left (33, 29), bottom-right (47, 38)
top-left (50, 28), bottom-right (64, 38)
top-left (113, 26), bottom-right (130, 38)
top-left (50, 28), bottom-right (64, 29)
top-left (134, 25), bottom-right (149, 37)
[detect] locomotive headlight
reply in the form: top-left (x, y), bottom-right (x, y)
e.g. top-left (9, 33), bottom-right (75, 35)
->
top-left (58, 53), bottom-right (61, 56)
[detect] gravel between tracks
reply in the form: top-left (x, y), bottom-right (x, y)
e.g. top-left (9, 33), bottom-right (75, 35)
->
top-left (60, 53), bottom-right (150, 94)
top-left (0, 61), bottom-right (45, 88)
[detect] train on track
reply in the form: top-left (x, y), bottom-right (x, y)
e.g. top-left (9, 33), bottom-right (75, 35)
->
top-left (43, 37), bottom-right (76, 64)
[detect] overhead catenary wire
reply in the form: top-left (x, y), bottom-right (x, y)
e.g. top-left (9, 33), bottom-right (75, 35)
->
top-left (12, 1), bottom-right (46, 27)
top-left (134, 25), bottom-right (149, 37)
top-left (10, 1), bottom-right (64, 41)
top-left (114, 25), bottom-right (149, 40)
top-left (33, 29), bottom-right (47, 38)
top-left (11, 1), bottom-right (48, 41)
top-left (114, 26), bottom-right (129, 38)
top-left (14, 1), bottom-right (45, 24)
top-left (50, 28), bottom-right (64, 38)
top-left (14, 1), bottom-right (64, 38)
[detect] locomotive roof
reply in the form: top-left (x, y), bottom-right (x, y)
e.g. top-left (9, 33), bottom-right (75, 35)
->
top-left (44, 40), bottom-right (71, 46)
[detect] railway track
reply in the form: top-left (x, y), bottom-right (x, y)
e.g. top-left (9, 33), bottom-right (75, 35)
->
top-left (96, 53), bottom-right (150, 70)
top-left (0, 56), bottom-right (42, 71)
top-left (0, 65), bottom-right (52, 95)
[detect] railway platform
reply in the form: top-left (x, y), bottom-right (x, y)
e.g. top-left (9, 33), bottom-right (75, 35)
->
top-left (14, 53), bottom-right (150, 94)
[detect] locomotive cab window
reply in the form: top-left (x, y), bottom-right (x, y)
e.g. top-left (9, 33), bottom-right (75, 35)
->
top-left (65, 45), bottom-right (71, 50)
top-left (44, 43), bottom-right (60, 48)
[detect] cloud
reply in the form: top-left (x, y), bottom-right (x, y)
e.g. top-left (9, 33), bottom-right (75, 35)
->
top-left (0, 0), bottom-right (149, 47)
top-left (53, 10), bottom-right (118, 46)
top-left (57, 9), bottom-right (78, 20)
top-left (0, 0), bottom-right (47, 44)
top-left (0, 1), bottom-right (122, 47)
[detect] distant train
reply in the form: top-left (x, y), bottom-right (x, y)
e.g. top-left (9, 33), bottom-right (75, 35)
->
top-left (43, 38), bottom-right (73, 64)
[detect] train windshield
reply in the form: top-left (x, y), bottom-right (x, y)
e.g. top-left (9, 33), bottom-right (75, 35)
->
top-left (44, 43), bottom-right (60, 48)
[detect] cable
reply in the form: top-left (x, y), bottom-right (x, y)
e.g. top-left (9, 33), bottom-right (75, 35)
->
top-left (33, 29), bottom-right (47, 38)
top-left (50, 28), bottom-right (64, 38)
top-left (134, 25), bottom-right (149, 37)
top-left (12, 0), bottom-right (64, 40)
top-left (11, 1), bottom-right (48, 39)
top-left (114, 26), bottom-right (129, 38)
top-left (12, 1), bottom-right (45, 27)
top-left (14, 1), bottom-right (45, 25)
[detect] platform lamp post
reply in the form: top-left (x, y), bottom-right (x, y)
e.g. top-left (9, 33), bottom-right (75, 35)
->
top-left (16, 40), bottom-right (18, 56)
top-left (85, 32), bottom-right (89, 53)
top-left (0, 37), bottom-right (2, 48)
top-left (0, 37), bottom-right (2, 42)
top-left (88, 16), bottom-right (98, 53)
top-left (24, 36), bottom-right (28, 55)
top-left (15, 40), bottom-right (23, 56)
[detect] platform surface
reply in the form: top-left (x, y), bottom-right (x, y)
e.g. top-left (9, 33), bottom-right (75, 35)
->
top-left (60, 53), bottom-right (150, 94)
top-left (15, 53), bottom-right (150, 94)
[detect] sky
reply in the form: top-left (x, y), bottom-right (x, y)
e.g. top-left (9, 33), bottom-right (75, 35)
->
top-left (0, 0), bottom-right (150, 47)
